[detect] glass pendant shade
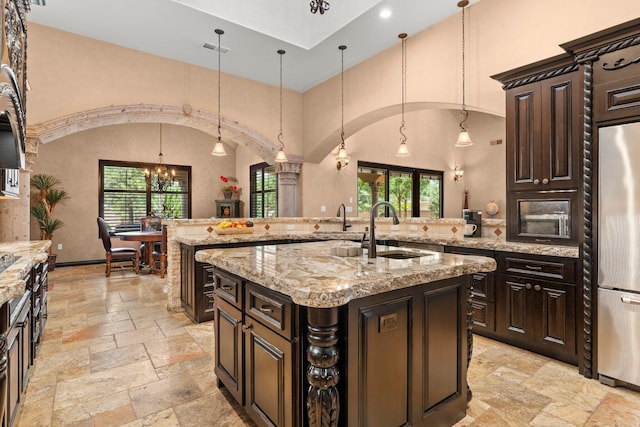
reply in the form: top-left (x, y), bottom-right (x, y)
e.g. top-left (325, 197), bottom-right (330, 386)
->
top-left (211, 139), bottom-right (227, 156)
top-left (396, 142), bottom-right (410, 156)
top-left (275, 149), bottom-right (288, 162)
top-left (455, 129), bottom-right (473, 147)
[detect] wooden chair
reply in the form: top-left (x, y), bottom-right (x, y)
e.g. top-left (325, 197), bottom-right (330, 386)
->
top-left (97, 217), bottom-right (140, 277)
top-left (152, 224), bottom-right (167, 278)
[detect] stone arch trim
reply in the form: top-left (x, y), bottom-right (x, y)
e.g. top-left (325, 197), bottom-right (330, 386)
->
top-left (25, 103), bottom-right (282, 163)
top-left (305, 101), bottom-right (502, 163)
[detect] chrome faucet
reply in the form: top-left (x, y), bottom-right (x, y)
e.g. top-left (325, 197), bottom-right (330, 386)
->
top-left (337, 203), bottom-right (352, 232)
top-left (368, 201), bottom-right (399, 260)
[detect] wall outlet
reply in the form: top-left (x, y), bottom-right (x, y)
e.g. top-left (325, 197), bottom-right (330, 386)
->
top-left (345, 206), bottom-right (353, 212)
top-left (349, 197), bottom-right (353, 203)
top-left (320, 206), bottom-right (326, 212)
top-left (391, 224), bottom-right (400, 231)
top-left (286, 224), bottom-right (295, 230)
top-left (57, 243), bottom-right (63, 250)
top-left (409, 225), bottom-right (418, 231)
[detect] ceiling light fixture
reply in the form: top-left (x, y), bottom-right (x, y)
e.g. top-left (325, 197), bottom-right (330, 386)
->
top-left (274, 49), bottom-right (288, 163)
top-left (396, 33), bottom-right (410, 157)
top-left (455, 0), bottom-right (473, 147)
top-left (145, 124), bottom-right (176, 192)
top-left (336, 45), bottom-right (350, 170)
top-left (379, 8), bottom-right (392, 18)
top-left (310, 0), bottom-right (330, 14)
top-left (211, 28), bottom-right (227, 156)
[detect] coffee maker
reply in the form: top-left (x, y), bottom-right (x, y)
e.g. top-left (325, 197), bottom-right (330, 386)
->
top-left (462, 209), bottom-right (482, 237)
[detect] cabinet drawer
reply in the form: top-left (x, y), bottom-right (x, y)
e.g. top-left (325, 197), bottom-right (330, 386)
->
top-left (498, 254), bottom-right (576, 283)
top-left (214, 270), bottom-right (242, 308)
top-left (471, 272), bottom-right (495, 301)
top-left (245, 282), bottom-right (292, 339)
top-left (203, 265), bottom-right (216, 290)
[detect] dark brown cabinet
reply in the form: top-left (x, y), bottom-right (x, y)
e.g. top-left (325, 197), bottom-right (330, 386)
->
top-left (180, 244), bottom-right (216, 323)
top-left (593, 43), bottom-right (640, 122)
top-left (496, 253), bottom-right (578, 364)
top-left (213, 269), bottom-right (299, 427)
top-left (493, 54), bottom-right (583, 245)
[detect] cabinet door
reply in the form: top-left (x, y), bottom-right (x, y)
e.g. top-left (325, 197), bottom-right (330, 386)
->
top-left (496, 276), bottom-right (533, 342)
top-left (179, 245), bottom-right (195, 320)
top-left (5, 327), bottom-right (19, 427)
top-left (533, 281), bottom-right (576, 356)
top-left (506, 81), bottom-right (541, 191)
top-left (244, 319), bottom-right (294, 427)
top-left (214, 298), bottom-right (243, 405)
top-left (540, 72), bottom-right (581, 189)
top-left (195, 263), bottom-right (216, 323)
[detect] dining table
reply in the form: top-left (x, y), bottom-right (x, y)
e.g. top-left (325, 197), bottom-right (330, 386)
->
top-left (116, 230), bottom-right (163, 272)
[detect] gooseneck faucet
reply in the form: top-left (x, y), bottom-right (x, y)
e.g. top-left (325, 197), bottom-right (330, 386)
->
top-left (368, 201), bottom-right (400, 260)
top-left (337, 203), bottom-right (352, 232)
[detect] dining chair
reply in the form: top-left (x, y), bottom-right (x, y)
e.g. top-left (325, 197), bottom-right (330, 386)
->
top-left (152, 224), bottom-right (168, 278)
top-left (97, 217), bottom-right (140, 277)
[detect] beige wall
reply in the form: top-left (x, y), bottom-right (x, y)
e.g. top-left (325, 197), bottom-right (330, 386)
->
top-left (12, 0), bottom-right (640, 263)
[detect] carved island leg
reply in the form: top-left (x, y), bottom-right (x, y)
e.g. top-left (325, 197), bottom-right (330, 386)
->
top-left (466, 281), bottom-right (473, 402)
top-left (0, 303), bottom-right (8, 422)
top-left (306, 307), bottom-right (340, 427)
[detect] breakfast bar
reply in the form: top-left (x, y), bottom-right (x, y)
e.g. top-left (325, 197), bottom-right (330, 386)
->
top-left (196, 240), bottom-right (496, 427)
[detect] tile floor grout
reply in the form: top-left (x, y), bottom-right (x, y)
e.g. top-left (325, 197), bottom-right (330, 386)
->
top-left (14, 264), bottom-right (640, 426)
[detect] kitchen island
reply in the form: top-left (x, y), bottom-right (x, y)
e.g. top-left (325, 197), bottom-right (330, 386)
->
top-left (196, 240), bottom-right (496, 427)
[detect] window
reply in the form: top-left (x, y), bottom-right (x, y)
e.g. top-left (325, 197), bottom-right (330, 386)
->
top-left (99, 160), bottom-right (192, 232)
top-left (250, 162), bottom-right (278, 218)
top-left (357, 161), bottom-right (443, 218)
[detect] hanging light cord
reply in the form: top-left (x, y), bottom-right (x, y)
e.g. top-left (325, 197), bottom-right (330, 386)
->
top-left (217, 30), bottom-right (222, 141)
top-left (340, 45), bottom-right (345, 149)
top-left (460, 2), bottom-right (469, 130)
top-left (158, 124), bottom-right (163, 161)
top-left (399, 34), bottom-right (407, 144)
top-left (278, 50), bottom-right (284, 149)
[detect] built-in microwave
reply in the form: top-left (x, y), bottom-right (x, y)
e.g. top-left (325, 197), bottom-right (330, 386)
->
top-left (507, 190), bottom-right (580, 245)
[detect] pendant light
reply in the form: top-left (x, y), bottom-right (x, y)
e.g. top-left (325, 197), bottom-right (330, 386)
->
top-left (455, 0), bottom-right (473, 147)
top-left (336, 45), bottom-right (350, 170)
top-left (211, 28), bottom-right (227, 156)
top-left (396, 33), bottom-right (410, 157)
top-left (274, 49), bottom-right (288, 163)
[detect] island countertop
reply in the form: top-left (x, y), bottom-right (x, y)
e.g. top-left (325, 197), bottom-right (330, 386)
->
top-left (195, 240), bottom-right (496, 308)
top-left (0, 240), bottom-right (51, 306)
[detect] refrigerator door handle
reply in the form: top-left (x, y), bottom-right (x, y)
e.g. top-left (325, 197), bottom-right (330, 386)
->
top-left (621, 295), bottom-right (640, 305)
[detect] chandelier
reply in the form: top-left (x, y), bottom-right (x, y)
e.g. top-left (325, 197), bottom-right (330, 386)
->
top-left (145, 124), bottom-right (175, 192)
top-left (336, 45), bottom-right (350, 170)
top-left (310, 0), bottom-right (329, 14)
top-left (455, 0), bottom-right (473, 147)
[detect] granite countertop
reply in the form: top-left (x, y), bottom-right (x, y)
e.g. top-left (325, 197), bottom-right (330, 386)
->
top-left (177, 230), bottom-right (579, 258)
top-left (195, 240), bottom-right (496, 308)
top-left (0, 241), bottom-right (51, 306)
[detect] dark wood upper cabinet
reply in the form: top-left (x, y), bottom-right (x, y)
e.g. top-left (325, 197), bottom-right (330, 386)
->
top-left (501, 61), bottom-right (582, 192)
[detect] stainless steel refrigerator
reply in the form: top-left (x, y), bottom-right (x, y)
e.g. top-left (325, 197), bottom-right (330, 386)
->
top-left (598, 122), bottom-right (640, 388)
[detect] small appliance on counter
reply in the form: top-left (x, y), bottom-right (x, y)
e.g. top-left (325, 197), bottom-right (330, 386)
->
top-left (462, 209), bottom-right (482, 237)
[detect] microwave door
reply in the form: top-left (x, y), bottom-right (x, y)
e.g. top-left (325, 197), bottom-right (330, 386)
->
top-left (598, 123), bottom-right (640, 293)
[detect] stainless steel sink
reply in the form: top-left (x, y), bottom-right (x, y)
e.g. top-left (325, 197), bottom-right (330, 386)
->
top-left (376, 250), bottom-right (425, 259)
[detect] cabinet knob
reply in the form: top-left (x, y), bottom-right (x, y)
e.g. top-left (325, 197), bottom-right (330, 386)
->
top-left (533, 179), bottom-right (540, 185)
top-left (542, 178), bottom-right (549, 185)
top-left (525, 283), bottom-right (532, 290)
top-left (242, 323), bottom-right (253, 331)
top-left (534, 284), bottom-right (541, 291)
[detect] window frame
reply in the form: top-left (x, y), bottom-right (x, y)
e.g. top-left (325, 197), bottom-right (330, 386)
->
top-left (98, 159), bottom-right (192, 232)
top-left (357, 161), bottom-right (444, 218)
top-left (249, 162), bottom-right (278, 218)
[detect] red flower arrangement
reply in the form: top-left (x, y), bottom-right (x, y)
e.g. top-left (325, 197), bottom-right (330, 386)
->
top-left (220, 175), bottom-right (239, 193)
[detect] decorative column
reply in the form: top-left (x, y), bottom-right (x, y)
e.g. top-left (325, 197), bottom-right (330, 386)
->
top-left (306, 307), bottom-right (340, 426)
top-left (275, 160), bottom-right (302, 217)
top-left (466, 280), bottom-right (474, 401)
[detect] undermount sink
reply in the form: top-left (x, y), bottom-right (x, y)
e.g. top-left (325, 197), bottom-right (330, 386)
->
top-left (376, 250), bottom-right (426, 260)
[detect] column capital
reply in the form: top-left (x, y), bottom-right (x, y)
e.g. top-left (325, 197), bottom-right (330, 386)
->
top-left (275, 160), bottom-right (302, 175)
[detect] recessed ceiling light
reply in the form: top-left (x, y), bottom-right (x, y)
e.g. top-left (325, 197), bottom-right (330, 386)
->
top-left (379, 8), bottom-right (392, 19)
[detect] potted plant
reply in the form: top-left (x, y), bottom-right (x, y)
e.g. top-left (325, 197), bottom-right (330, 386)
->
top-left (30, 174), bottom-right (70, 271)
top-left (220, 175), bottom-right (239, 199)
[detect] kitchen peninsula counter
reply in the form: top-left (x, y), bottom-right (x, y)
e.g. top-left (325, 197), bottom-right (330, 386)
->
top-left (196, 240), bottom-right (495, 426)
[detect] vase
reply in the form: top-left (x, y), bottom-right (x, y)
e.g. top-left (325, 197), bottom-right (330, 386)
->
top-left (223, 191), bottom-right (233, 200)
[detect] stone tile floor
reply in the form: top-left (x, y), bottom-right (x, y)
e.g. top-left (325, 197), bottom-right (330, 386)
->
top-left (15, 264), bottom-right (640, 426)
